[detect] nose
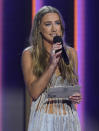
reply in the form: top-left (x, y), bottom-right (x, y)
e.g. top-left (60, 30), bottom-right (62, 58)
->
top-left (51, 24), bottom-right (57, 32)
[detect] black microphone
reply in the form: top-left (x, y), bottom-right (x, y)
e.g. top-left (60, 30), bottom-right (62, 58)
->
top-left (53, 36), bottom-right (69, 65)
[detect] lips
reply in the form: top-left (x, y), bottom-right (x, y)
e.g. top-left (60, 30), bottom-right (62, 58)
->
top-left (50, 34), bottom-right (57, 37)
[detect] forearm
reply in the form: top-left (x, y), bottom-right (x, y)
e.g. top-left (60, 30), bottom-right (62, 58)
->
top-left (29, 64), bottom-right (55, 100)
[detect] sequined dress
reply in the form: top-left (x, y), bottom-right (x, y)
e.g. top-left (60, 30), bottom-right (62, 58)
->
top-left (28, 73), bottom-right (81, 131)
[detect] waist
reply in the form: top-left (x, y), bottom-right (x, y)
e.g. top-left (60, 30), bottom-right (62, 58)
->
top-left (35, 99), bottom-right (75, 115)
top-left (46, 99), bottom-right (72, 105)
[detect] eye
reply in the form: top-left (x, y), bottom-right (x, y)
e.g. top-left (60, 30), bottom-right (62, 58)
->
top-left (56, 21), bottom-right (61, 25)
top-left (45, 23), bottom-right (51, 26)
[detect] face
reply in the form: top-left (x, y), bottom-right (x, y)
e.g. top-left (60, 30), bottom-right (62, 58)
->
top-left (40, 13), bottom-right (62, 43)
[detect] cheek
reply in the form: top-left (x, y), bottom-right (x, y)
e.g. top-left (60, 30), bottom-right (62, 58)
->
top-left (41, 28), bottom-right (51, 37)
top-left (44, 27), bottom-right (50, 33)
top-left (57, 26), bottom-right (62, 33)
top-left (40, 28), bottom-right (50, 38)
top-left (40, 24), bottom-right (49, 32)
top-left (58, 29), bottom-right (62, 35)
top-left (42, 29), bottom-right (47, 34)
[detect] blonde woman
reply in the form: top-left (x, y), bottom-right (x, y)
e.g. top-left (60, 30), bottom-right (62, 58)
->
top-left (22, 6), bottom-right (82, 131)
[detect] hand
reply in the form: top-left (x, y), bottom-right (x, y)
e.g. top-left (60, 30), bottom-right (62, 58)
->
top-left (50, 42), bottom-right (62, 68)
top-left (69, 93), bottom-right (82, 104)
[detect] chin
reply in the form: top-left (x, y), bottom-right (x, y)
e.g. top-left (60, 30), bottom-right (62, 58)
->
top-left (47, 39), bottom-right (53, 44)
top-left (43, 37), bottom-right (53, 44)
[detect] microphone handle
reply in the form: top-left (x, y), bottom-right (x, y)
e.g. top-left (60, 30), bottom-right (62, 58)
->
top-left (55, 46), bottom-right (69, 65)
top-left (62, 47), bottom-right (69, 65)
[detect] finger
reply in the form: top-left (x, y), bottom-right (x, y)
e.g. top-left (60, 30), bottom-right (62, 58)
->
top-left (72, 93), bottom-right (81, 96)
top-left (69, 97), bottom-right (81, 102)
top-left (51, 49), bottom-right (62, 56)
top-left (52, 44), bottom-right (62, 55)
top-left (53, 42), bottom-right (61, 45)
top-left (71, 96), bottom-right (81, 100)
top-left (57, 42), bottom-right (61, 45)
top-left (71, 96), bottom-right (82, 100)
top-left (53, 47), bottom-right (62, 52)
top-left (71, 100), bottom-right (81, 104)
top-left (72, 94), bottom-right (81, 97)
top-left (75, 101), bottom-right (80, 104)
top-left (71, 96), bottom-right (82, 99)
top-left (70, 94), bottom-right (80, 97)
top-left (70, 100), bottom-right (81, 104)
top-left (55, 50), bottom-right (62, 58)
top-left (76, 100), bottom-right (81, 104)
top-left (53, 44), bottom-right (62, 49)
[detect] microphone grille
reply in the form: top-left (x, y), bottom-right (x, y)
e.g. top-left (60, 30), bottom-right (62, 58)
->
top-left (53, 36), bottom-right (63, 44)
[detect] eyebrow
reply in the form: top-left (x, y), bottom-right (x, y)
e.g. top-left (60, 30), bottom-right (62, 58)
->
top-left (44, 20), bottom-right (60, 23)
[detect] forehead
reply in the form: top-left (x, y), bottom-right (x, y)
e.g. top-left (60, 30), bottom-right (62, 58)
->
top-left (41, 13), bottom-right (60, 22)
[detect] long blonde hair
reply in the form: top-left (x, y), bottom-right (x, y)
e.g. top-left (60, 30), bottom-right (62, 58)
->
top-left (29, 6), bottom-right (78, 85)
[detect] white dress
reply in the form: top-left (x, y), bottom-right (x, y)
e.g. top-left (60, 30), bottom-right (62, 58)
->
top-left (28, 74), bottom-right (81, 131)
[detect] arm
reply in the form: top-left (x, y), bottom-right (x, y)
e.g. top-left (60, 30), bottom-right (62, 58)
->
top-left (21, 45), bottom-right (62, 101)
top-left (21, 49), bottom-right (54, 100)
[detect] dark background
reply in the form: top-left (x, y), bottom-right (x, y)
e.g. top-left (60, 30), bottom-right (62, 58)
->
top-left (84, 0), bottom-right (99, 130)
top-left (2, 0), bottom-right (99, 131)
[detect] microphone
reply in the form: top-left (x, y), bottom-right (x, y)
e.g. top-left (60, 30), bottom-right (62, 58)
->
top-left (53, 36), bottom-right (69, 65)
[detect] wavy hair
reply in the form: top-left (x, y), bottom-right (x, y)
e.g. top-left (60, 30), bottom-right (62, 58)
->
top-left (29, 6), bottom-right (78, 85)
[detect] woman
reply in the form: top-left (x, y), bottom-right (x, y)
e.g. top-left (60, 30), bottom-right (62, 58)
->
top-left (22, 6), bottom-right (82, 131)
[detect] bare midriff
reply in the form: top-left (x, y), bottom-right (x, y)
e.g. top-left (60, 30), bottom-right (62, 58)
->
top-left (45, 67), bottom-right (67, 115)
top-left (45, 101), bottom-right (67, 115)
top-left (36, 67), bottom-right (68, 115)
top-left (35, 98), bottom-right (68, 115)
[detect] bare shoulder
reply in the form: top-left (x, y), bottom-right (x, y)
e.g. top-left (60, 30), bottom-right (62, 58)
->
top-left (22, 46), bottom-right (33, 59)
top-left (21, 46), bottom-right (37, 90)
top-left (21, 46), bottom-right (33, 68)
top-left (22, 46), bottom-right (33, 55)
